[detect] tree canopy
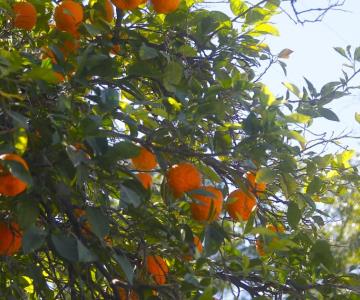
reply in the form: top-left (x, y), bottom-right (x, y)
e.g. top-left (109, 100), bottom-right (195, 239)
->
top-left (0, 0), bottom-right (360, 299)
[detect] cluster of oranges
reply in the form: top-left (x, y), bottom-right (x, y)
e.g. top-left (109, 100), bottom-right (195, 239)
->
top-left (12, 0), bottom-right (181, 32)
top-left (11, 0), bottom-right (181, 82)
top-left (0, 154), bottom-right (30, 256)
top-left (129, 144), bottom-right (274, 286)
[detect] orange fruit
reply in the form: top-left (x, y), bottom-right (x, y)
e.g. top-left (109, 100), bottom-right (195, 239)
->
top-left (53, 71), bottom-right (65, 82)
top-left (111, 0), bottom-right (146, 10)
top-left (190, 186), bottom-right (223, 222)
top-left (13, 1), bottom-right (37, 30)
top-left (110, 44), bottom-right (121, 55)
top-left (256, 223), bottom-right (285, 256)
top-left (91, 0), bottom-right (114, 22)
top-left (266, 223), bottom-right (285, 234)
top-left (146, 255), bottom-right (168, 285)
top-left (60, 38), bottom-right (80, 57)
top-left (255, 239), bottom-right (265, 257)
top-left (54, 0), bottom-right (83, 35)
top-left (226, 189), bottom-right (256, 221)
top-left (0, 154), bottom-right (29, 197)
top-left (73, 208), bottom-right (92, 236)
top-left (104, 0), bottom-right (114, 22)
top-left (184, 235), bottom-right (203, 260)
top-left (151, 0), bottom-right (180, 14)
top-left (0, 222), bottom-right (22, 256)
top-left (246, 172), bottom-right (266, 196)
top-left (41, 47), bottom-right (58, 64)
top-left (167, 162), bottom-right (202, 198)
top-left (118, 287), bottom-right (139, 300)
top-left (136, 173), bottom-right (152, 189)
top-left (131, 147), bottom-right (157, 171)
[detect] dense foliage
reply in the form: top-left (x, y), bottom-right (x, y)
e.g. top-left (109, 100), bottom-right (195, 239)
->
top-left (0, 0), bottom-right (360, 299)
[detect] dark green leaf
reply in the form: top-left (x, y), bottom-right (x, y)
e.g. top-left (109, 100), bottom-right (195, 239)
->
top-left (139, 43), bottom-right (159, 60)
top-left (51, 233), bottom-right (78, 262)
top-left (114, 253), bottom-right (134, 284)
top-left (77, 240), bottom-right (97, 262)
top-left (204, 223), bottom-right (226, 256)
top-left (86, 207), bottom-right (110, 239)
top-left (310, 240), bottom-right (334, 270)
top-left (16, 200), bottom-right (39, 229)
top-left (287, 201), bottom-right (301, 229)
top-left (22, 225), bottom-right (47, 254)
top-left (318, 107), bottom-right (339, 122)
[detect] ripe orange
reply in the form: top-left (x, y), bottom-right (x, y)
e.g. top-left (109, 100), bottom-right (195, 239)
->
top-left (118, 287), bottom-right (139, 300)
top-left (266, 223), bottom-right (285, 234)
top-left (226, 189), bottom-right (256, 221)
top-left (256, 223), bottom-right (285, 256)
top-left (91, 0), bottom-right (114, 22)
top-left (151, 0), bottom-right (180, 14)
top-left (104, 0), bottom-right (114, 22)
top-left (184, 235), bottom-right (203, 260)
top-left (0, 222), bottom-right (22, 256)
top-left (54, 1), bottom-right (83, 35)
top-left (41, 48), bottom-right (57, 64)
top-left (73, 208), bottom-right (92, 236)
top-left (255, 239), bottom-right (265, 257)
top-left (190, 186), bottom-right (223, 222)
top-left (246, 172), bottom-right (266, 196)
top-left (13, 1), bottom-right (37, 30)
top-left (146, 255), bottom-right (168, 285)
top-left (60, 38), bottom-right (80, 57)
top-left (0, 154), bottom-right (29, 197)
top-left (167, 162), bottom-right (202, 198)
top-left (110, 44), bottom-right (121, 55)
top-left (136, 173), bottom-right (152, 189)
top-left (53, 71), bottom-right (65, 83)
top-left (111, 0), bottom-right (146, 10)
top-left (131, 147), bottom-right (157, 171)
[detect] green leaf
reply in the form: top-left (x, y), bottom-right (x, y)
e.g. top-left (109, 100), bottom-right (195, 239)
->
top-left (105, 141), bottom-right (140, 160)
top-left (114, 253), bottom-right (134, 284)
top-left (355, 112), bottom-right (360, 124)
top-left (120, 183), bottom-right (143, 208)
top-left (245, 8), bottom-right (268, 24)
top-left (256, 167), bottom-right (276, 184)
top-left (22, 225), bottom-right (47, 254)
top-left (354, 47), bottom-right (360, 62)
top-left (23, 66), bottom-right (58, 83)
top-left (244, 211), bottom-right (255, 234)
top-left (283, 82), bottom-right (301, 98)
top-left (2, 159), bottom-right (33, 187)
top-left (51, 233), bottom-right (78, 262)
top-left (230, 0), bottom-right (247, 15)
top-left (334, 47), bottom-right (348, 58)
top-left (285, 113), bottom-right (311, 124)
top-left (318, 107), bottom-right (339, 122)
top-left (16, 200), bottom-right (39, 229)
top-left (163, 61), bottom-right (183, 85)
top-left (306, 176), bottom-right (323, 195)
top-left (204, 223), bottom-right (226, 256)
top-left (77, 240), bottom-right (97, 262)
top-left (139, 43), bottom-right (159, 60)
top-left (13, 127), bottom-right (28, 155)
top-left (253, 23), bottom-right (279, 36)
top-left (86, 207), bottom-right (110, 239)
top-left (259, 85), bottom-right (276, 106)
top-left (310, 240), bottom-right (334, 270)
top-left (287, 201), bottom-right (301, 229)
top-left (6, 110), bottom-right (29, 129)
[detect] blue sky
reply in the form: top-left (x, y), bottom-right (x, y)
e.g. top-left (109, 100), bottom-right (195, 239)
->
top-left (262, 0), bottom-right (360, 151)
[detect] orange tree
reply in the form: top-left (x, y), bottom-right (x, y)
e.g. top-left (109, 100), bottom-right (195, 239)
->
top-left (1, 0), bottom-right (360, 299)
